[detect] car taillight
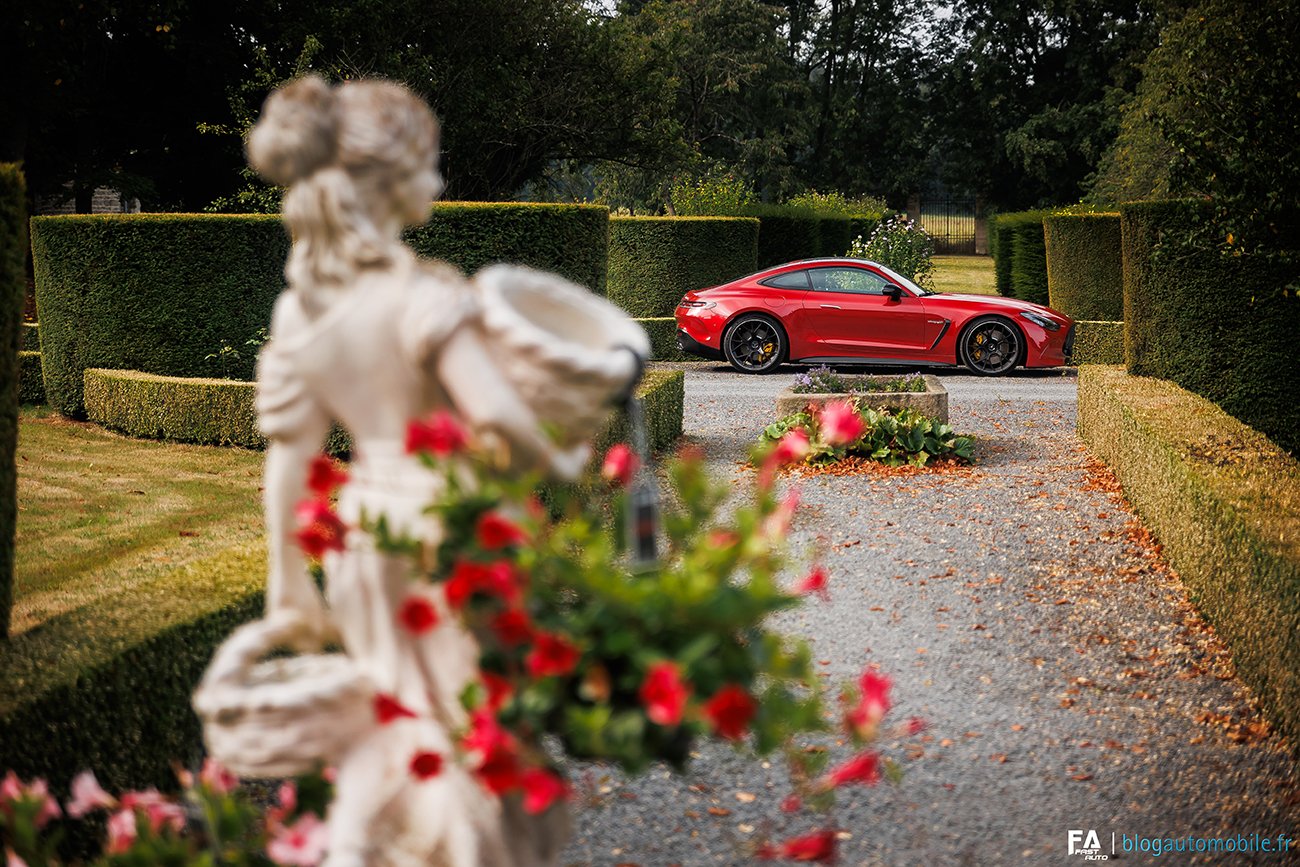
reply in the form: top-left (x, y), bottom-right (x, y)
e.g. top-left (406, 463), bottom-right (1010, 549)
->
top-left (679, 300), bottom-right (715, 309)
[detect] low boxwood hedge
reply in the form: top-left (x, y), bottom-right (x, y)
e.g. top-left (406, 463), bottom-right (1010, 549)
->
top-left (608, 217), bottom-right (758, 318)
top-left (406, 202), bottom-right (609, 295)
top-left (1044, 212), bottom-right (1123, 320)
top-left (1121, 199), bottom-right (1300, 454)
top-left (21, 322), bottom-right (38, 351)
top-left (1077, 365), bottom-right (1300, 739)
top-left (1071, 321), bottom-right (1124, 365)
top-left (19, 351), bottom-right (45, 405)
top-left (0, 540), bottom-right (265, 796)
top-left (636, 318), bottom-right (694, 362)
top-left (1, 164), bottom-right (24, 639)
top-left (84, 366), bottom-right (685, 457)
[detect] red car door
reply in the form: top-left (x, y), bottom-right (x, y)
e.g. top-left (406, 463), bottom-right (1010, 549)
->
top-left (802, 266), bottom-right (932, 357)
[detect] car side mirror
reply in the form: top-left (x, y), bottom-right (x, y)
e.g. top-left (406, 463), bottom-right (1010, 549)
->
top-left (883, 285), bottom-right (903, 301)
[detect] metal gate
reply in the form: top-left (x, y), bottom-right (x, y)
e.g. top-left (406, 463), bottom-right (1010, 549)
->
top-left (918, 197), bottom-right (977, 255)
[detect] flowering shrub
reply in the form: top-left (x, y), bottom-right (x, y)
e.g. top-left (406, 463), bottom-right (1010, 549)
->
top-left (0, 763), bottom-right (332, 867)
top-left (848, 215), bottom-right (936, 289)
top-left (760, 400), bottom-right (975, 467)
top-left (4, 411), bottom-right (920, 865)
top-left (791, 366), bottom-right (926, 395)
top-left (668, 166), bottom-right (755, 217)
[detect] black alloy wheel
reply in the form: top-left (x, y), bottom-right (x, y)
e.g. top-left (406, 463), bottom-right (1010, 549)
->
top-left (961, 317), bottom-right (1021, 376)
top-left (723, 314), bottom-right (786, 374)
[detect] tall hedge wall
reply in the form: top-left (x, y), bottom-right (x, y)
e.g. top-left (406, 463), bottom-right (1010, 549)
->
top-left (30, 214), bottom-right (288, 417)
top-left (988, 215), bottom-right (1015, 296)
top-left (0, 165), bottom-right (24, 641)
top-left (817, 216), bottom-right (854, 259)
top-left (751, 210), bottom-right (821, 268)
top-left (607, 217), bottom-right (758, 318)
top-left (405, 202), bottom-right (609, 295)
top-left (989, 211), bottom-right (1050, 303)
top-left (1044, 213), bottom-right (1123, 321)
top-left (1121, 199), bottom-right (1300, 453)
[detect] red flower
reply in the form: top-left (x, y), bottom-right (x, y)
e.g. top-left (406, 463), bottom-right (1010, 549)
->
top-left (600, 443), bottom-right (639, 486)
top-left (846, 670), bottom-right (892, 738)
top-left (780, 794), bottom-right (802, 813)
top-left (773, 428), bottom-right (811, 464)
top-left (409, 751), bottom-right (444, 781)
top-left (293, 498), bottom-right (348, 560)
top-left (796, 565), bottom-right (830, 601)
top-left (639, 661), bottom-right (690, 727)
top-left (463, 711), bottom-right (521, 795)
top-left (305, 453), bottom-right (348, 497)
top-left (405, 410), bottom-right (468, 457)
top-left (520, 768), bottom-right (568, 815)
top-left (819, 400), bottom-right (865, 447)
top-left (775, 828), bottom-right (838, 862)
top-left (703, 685), bottom-right (757, 740)
top-left (525, 632), bottom-right (581, 678)
top-left (374, 693), bottom-right (417, 725)
top-left (476, 511), bottom-right (529, 550)
top-left (445, 560), bottom-right (521, 610)
top-left (397, 594), bottom-right (440, 635)
top-left (821, 751), bottom-right (881, 789)
top-left (906, 716), bottom-right (927, 735)
top-left (480, 671), bottom-right (513, 712)
top-left (490, 609), bottom-right (533, 647)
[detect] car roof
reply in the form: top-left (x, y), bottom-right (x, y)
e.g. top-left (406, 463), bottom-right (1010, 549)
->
top-left (774, 257), bottom-right (882, 268)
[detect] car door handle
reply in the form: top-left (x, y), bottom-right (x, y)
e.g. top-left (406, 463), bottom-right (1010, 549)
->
top-left (820, 304), bottom-right (841, 309)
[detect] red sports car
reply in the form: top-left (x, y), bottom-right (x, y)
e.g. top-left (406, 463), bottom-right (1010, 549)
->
top-left (675, 258), bottom-right (1075, 375)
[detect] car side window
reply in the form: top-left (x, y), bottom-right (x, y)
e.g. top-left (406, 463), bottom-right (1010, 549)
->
top-left (760, 270), bottom-right (811, 290)
top-left (809, 267), bottom-right (890, 295)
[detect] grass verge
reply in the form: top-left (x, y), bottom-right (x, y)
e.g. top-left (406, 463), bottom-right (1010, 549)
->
top-left (931, 255), bottom-right (996, 296)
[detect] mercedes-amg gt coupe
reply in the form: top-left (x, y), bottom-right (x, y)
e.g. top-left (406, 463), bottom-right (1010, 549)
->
top-left (675, 258), bottom-right (1075, 375)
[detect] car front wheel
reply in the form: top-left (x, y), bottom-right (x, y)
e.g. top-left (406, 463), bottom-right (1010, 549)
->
top-left (723, 314), bottom-right (786, 374)
top-left (960, 316), bottom-right (1021, 376)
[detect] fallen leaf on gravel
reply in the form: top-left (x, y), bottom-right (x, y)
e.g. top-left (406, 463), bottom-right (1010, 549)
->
top-left (684, 811), bottom-right (700, 819)
top-left (1060, 698), bottom-right (1076, 708)
top-left (1010, 724), bottom-right (1024, 732)
top-left (707, 807), bottom-right (731, 817)
top-left (990, 753), bottom-right (1008, 763)
top-left (972, 623), bottom-right (986, 630)
top-left (735, 792), bottom-right (756, 803)
top-left (940, 738), bottom-right (954, 747)
top-left (869, 606), bottom-right (885, 612)
top-left (1070, 773), bottom-right (1094, 782)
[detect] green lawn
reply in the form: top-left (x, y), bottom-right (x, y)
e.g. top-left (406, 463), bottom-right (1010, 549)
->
top-left (931, 255), bottom-right (996, 296)
top-left (12, 408), bottom-right (264, 636)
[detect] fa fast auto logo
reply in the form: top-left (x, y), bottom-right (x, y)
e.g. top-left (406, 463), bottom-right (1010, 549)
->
top-left (1068, 830), bottom-right (1109, 861)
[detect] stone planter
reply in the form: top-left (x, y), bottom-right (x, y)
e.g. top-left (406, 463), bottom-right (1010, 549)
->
top-left (775, 374), bottom-right (948, 423)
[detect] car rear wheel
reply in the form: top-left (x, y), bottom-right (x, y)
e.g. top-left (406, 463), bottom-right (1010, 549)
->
top-left (723, 314), bottom-right (786, 374)
top-left (960, 316), bottom-right (1021, 376)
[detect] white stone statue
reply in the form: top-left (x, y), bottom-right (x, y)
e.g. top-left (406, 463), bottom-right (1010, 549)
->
top-left (192, 75), bottom-right (648, 867)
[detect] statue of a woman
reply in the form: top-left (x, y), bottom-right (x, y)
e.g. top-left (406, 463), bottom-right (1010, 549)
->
top-left (231, 75), bottom-right (642, 867)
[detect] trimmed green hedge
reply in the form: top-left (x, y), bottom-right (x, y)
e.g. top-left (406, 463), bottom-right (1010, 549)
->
top-left (1044, 213), bottom-right (1123, 320)
top-left (406, 202), bottom-right (609, 295)
top-left (0, 540), bottom-right (265, 796)
top-left (607, 217), bottom-right (758, 318)
top-left (988, 215), bottom-right (1016, 296)
top-left (85, 365), bottom-right (685, 457)
top-left (21, 322), bottom-right (38, 351)
top-left (593, 368), bottom-right (685, 458)
top-left (1078, 365), bottom-right (1300, 738)
top-left (1, 165), bottom-right (24, 640)
top-left (989, 211), bottom-right (1050, 303)
top-left (747, 208), bottom-right (822, 268)
top-left (31, 214), bottom-right (289, 418)
top-left (817, 216), bottom-right (854, 260)
top-left (636, 318), bottom-right (694, 362)
top-left (1121, 199), bottom-right (1300, 454)
top-left (19, 352), bottom-right (44, 405)
top-left (1071, 321), bottom-right (1124, 365)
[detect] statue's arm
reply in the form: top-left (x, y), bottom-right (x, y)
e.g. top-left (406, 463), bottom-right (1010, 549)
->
top-left (436, 325), bottom-right (589, 480)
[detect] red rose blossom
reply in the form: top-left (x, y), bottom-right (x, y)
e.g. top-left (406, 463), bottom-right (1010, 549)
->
top-left (819, 400), bottom-right (865, 447)
top-left (771, 828), bottom-right (838, 862)
top-left (373, 693), bottom-right (417, 725)
top-left (463, 711), bottom-right (521, 795)
top-left (408, 751), bottom-right (444, 781)
top-left (525, 632), bottom-right (581, 678)
top-left (397, 594), bottom-right (440, 635)
top-left (639, 661), bottom-right (691, 727)
top-left (306, 453), bottom-right (349, 497)
top-left (600, 443), bottom-right (639, 487)
top-left (490, 609), bottom-right (533, 647)
top-left (821, 751), bottom-right (880, 789)
top-left (445, 560), bottom-right (521, 610)
top-left (294, 498), bottom-right (348, 560)
top-left (846, 670), bottom-right (892, 738)
top-left (520, 768), bottom-right (567, 815)
top-left (480, 671), bottom-right (513, 712)
top-left (796, 565), bottom-right (830, 601)
top-left (475, 511), bottom-right (528, 550)
top-left (703, 684), bottom-right (757, 740)
top-left (404, 410), bottom-right (468, 457)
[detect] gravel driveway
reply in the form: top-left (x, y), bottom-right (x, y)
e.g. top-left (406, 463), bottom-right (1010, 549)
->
top-left (561, 364), bottom-right (1300, 867)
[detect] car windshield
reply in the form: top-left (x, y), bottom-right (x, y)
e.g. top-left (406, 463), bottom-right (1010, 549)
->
top-left (874, 263), bottom-right (935, 296)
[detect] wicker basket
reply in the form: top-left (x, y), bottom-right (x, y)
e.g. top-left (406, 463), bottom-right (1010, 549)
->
top-left (475, 265), bottom-right (650, 448)
top-left (193, 617), bottom-right (375, 778)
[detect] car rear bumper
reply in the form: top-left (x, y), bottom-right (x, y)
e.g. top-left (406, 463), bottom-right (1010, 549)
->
top-left (677, 329), bottom-right (725, 361)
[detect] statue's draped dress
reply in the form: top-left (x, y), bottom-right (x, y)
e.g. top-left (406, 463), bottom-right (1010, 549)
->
top-left (256, 261), bottom-right (567, 867)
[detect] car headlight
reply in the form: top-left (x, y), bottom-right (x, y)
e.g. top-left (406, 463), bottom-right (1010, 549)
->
top-left (1019, 311), bottom-right (1060, 331)
top-left (679, 300), bottom-right (716, 309)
